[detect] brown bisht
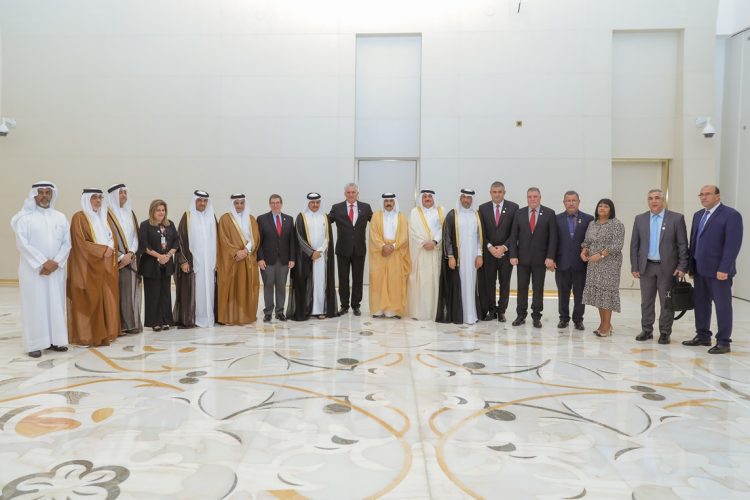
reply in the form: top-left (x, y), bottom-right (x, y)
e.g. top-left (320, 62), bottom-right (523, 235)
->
top-left (217, 212), bottom-right (261, 325)
top-left (107, 208), bottom-right (142, 333)
top-left (67, 211), bottom-right (120, 346)
top-left (435, 209), bottom-right (482, 324)
top-left (286, 212), bottom-right (338, 320)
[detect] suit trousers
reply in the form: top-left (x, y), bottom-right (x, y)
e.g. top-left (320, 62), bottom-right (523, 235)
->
top-left (639, 261), bottom-right (675, 335)
top-left (143, 269), bottom-right (173, 327)
top-left (555, 268), bottom-right (586, 322)
top-left (261, 262), bottom-right (289, 315)
top-left (694, 272), bottom-right (733, 345)
top-left (516, 264), bottom-right (546, 320)
top-left (337, 254), bottom-right (365, 309)
top-left (484, 256), bottom-right (513, 315)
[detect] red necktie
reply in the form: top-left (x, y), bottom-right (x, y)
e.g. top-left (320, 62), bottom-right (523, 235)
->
top-left (348, 204), bottom-right (354, 224)
top-left (275, 214), bottom-right (282, 236)
top-left (530, 208), bottom-right (536, 233)
top-left (495, 204), bottom-right (500, 226)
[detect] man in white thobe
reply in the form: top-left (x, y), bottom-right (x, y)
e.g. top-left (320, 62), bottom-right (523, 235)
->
top-left (408, 189), bottom-right (445, 320)
top-left (11, 182), bottom-right (72, 357)
top-left (436, 189), bottom-right (484, 325)
top-left (175, 190), bottom-right (217, 328)
top-left (288, 192), bottom-right (338, 320)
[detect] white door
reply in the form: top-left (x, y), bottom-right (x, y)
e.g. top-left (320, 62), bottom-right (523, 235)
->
top-left (357, 159), bottom-right (418, 285)
top-left (612, 161), bottom-right (664, 289)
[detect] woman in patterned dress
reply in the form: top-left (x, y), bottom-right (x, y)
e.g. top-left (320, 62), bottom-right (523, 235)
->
top-left (581, 199), bottom-right (625, 337)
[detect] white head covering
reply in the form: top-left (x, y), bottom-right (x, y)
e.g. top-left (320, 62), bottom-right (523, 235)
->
top-left (381, 193), bottom-right (399, 240)
top-left (107, 183), bottom-right (138, 251)
top-left (11, 181), bottom-right (58, 231)
top-left (81, 188), bottom-right (114, 248)
top-left (381, 192), bottom-right (399, 214)
top-left (304, 192), bottom-right (322, 214)
top-left (419, 189), bottom-right (438, 211)
top-left (457, 188), bottom-right (476, 212)
top-left (230, 193), bottom-right (253, 245)
top-left (189, 190), bottom-right (215, 225)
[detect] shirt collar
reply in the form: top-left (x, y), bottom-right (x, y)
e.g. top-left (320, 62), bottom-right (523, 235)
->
top-left (651, 209), bottom-right (665, 218)
top-left (706, 203), bottom-right (721, 215)
top-left (567, 211), bottom-right (578, 218)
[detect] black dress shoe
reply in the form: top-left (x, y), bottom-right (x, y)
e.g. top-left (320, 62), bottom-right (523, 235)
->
top-left (152, 326), bottom-right (162, 332)
top-left (48, 345), bottom-right (68, 352)
top-left (373, 313), bottom-right (384, 318)
top-left (658, 334), bottom-right (671, 345)
top-left (338, 307), bottom-right (349, 315)
top-left (557, 320), bottom-right (569, 329)
top-left (511, 316), bottom-right (526, 326)
top-left (276, 313), bottom-right (287, 322)
top-left (682, 336), bottom-right (712, 347)
top-left (708, 344), bottom-right (731, 354)
top-left (498, 314), bottom-right (506, 323)
top-left (635, 332), bottom-right (653, 341)
top-left (393, 315), bottom-right (401, 319)
top-left (483, 312), bottom-right (496, 321)
top-left (533, 319), bottom-right (542, 328)
top-left (263, 314), bottom-right (272, 322)
top-left (353, 308), bottom-right (361, 316)
top-left (573, 321), bottom-right (585, 331)
top-left (28, 350), bottom-right (42, 358)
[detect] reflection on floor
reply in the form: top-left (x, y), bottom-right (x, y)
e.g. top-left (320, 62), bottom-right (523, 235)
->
top-left (1, 286), bottom-right (749, 499)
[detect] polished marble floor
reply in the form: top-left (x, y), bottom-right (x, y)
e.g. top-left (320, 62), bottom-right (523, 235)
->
top-left (1, 285), bottom-right (749, 499)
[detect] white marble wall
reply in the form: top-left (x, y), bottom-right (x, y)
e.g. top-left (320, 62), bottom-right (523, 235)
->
top-left (0, 0), bottom-right (720, 279)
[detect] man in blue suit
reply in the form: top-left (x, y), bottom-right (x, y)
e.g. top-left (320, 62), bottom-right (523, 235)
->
top-left (554, 191), bottom-right (593, 330)
top-left (683, 185), bottom-right (743, 354)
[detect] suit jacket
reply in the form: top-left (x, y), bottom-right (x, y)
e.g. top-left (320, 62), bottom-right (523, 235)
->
top-left (509, 205), bottom-right (558, 266)
top-left (256, 211), bottom-right (296, 265)
top-left (478, 199), bottom-right (519, 257)
top-left (689, 203), bottom-right (743, 277)
top-left (555, 210), bottom-right (594, 272)
top-left (328, 200), bottom-right (373, 257)
top-left (630, 209), bottom-right (689, 275)
top-left (138, 219), bottom-right (179, 278)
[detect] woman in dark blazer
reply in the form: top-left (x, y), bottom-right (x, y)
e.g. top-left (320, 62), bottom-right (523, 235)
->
top-left (138, 199), bottom-right (179, 331)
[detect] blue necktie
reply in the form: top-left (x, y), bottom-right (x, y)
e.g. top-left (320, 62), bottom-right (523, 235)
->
top-left (648, 214), bottom-right (661, 260)
top-left (695, 210), bottom-right (709, 251)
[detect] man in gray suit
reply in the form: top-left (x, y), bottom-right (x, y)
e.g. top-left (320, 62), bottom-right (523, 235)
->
top-left (630, 189), bottom-right (688, 344)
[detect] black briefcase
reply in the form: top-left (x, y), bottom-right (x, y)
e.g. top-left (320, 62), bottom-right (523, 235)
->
top-left (665, 277), bottom-right (694, 320)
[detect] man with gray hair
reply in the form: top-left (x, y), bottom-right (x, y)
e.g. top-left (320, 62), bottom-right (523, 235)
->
top-left (328, 183), bottom-right (373, 316)
top-left (630, 188), bottom-right (688, 344)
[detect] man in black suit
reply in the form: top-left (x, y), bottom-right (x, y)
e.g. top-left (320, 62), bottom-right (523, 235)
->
top-left (257, 194), bottom-right (296, 322)
top-left (328, 182), bottom-right (373, 316)
top-left (478, 181), bottom-right (519, 322)
top-left (509, 187), bottom-right (558, 328)
top-left (554, 191), bottom-right (593, 330)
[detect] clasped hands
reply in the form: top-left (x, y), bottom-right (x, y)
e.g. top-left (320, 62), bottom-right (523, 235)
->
top-left (448, 255), bottom-right (483, 270)
top-left (39, 259), bottom-right (59, 275)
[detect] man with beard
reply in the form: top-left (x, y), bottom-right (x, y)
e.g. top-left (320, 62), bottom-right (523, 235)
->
top-left (11, 182), bottom-right (72, 357)
top-left (287, 192), bottom-right (338, 320)
top-left (436, 189), bottom-right (484, 325)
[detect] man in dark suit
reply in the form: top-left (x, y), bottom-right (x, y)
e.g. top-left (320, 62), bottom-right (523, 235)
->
top-left (683, 185), bottom-right (743, 354)
top-left (478, 181), bottom-right (519, 322)
top-left (554, 191), bottom-right (593, 330)
top-left (257, 194), bottom-right (296, 322)
top-left (509, 187), bottom-right (558, 328)
top-left (328, 182), bottom-right (373, 316)
top-left (630, 189), bottom-right (689, 344)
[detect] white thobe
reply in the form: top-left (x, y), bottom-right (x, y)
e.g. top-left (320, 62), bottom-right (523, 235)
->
top-left (190, 212), bottom-right (217, 327)
top-left (14, 208), bottom-right (72, 351)
top-left (408, 206), bottom-right (443, 320)
top-left (306, 212), bottom-right (328, 315)
top-left (457, 209), bottom-right (482, 324)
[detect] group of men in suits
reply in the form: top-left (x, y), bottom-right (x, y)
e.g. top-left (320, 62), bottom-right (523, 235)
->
top-left (629, 185), bottom-right (742, 353)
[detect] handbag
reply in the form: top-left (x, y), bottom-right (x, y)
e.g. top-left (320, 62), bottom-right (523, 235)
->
top-left (665, 276), bottom-right (694, 320)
